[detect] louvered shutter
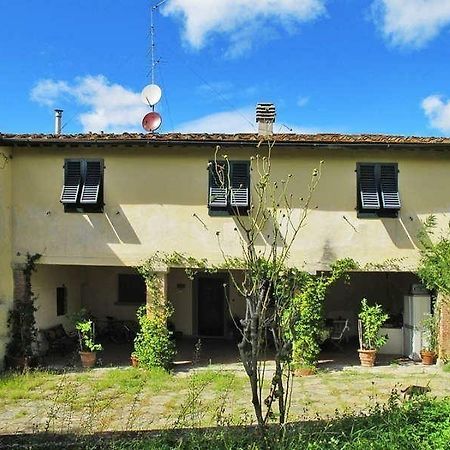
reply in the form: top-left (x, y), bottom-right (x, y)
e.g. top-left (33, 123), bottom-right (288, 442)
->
top-left (80, 160), bottom-right (102, 204)
top-left (208, 162), bottom-right (228, 207)
top-left (380, 164), bottom-right (401, 209)
top-left (230, 162), bottom-right (250, 207)
top-left (60, 160), bottom-right (82, 204)
top-left (359, 164), bottom-right (381, 210)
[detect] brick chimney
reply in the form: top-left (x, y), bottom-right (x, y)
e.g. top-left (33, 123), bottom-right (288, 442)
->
top-left (256, 103), bottom-right (276, 136)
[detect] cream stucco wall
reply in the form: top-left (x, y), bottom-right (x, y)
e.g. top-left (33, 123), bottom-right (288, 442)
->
top-left (0, 147), bottom-right (13, 369)
top-left (83, 266), bottom-right (142, 321)
top-left (3, 140), bottom-right (450, 363)
top-left (8, 144), bottom-right (449, 272)
top-left (168, 269), bottom-right (194, 336)
top-left (33, 265), bottom-right (143, 332)
top-left (33, 265), bottom-right (84, 331)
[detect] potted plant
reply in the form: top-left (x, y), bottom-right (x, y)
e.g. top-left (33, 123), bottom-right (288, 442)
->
top-left (420, 313), bottom-right (438, 365)
top-left (357, 298), bottom-right (389, 367)
top-left (76, 319), bottom-right (102, 368)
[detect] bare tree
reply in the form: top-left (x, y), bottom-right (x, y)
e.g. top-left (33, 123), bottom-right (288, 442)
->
top-left (212, 141), bottom-right (323, 429)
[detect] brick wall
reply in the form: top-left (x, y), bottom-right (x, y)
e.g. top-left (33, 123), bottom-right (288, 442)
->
top-left (438, 294), bottom-right (450, 362)
top-left (13, 266), bottom-right (27, 304)
top-left (0, 266), bottom-right (26, 370)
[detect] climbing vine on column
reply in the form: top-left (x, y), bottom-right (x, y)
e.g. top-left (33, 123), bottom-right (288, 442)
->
top-left (134, 254), bottom-right (177, 370)
top-left (6, 253), bottom-right (41, 366)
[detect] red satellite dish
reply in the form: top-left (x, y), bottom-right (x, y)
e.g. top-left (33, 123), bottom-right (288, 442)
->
top-left (142, 111), bottom-right (162, 132)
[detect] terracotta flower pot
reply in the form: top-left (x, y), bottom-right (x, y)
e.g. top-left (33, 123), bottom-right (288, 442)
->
top-left (130, 355), bottom-right (139, 368)
top-left (358, 349), bottom-right (377, 367)
top-left (420, 350), bottom-right (436, 365)
top-left (79, 351), bottom-right (97, 368)
top-left (293, 367), bottom-right (315, 377)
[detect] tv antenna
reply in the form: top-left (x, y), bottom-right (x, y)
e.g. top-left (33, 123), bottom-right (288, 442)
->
top-left (141, 0), bottom-right (168, 132)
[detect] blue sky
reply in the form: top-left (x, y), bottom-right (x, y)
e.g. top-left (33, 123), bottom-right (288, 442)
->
top-left (2, 0), bottom-right (450, 136)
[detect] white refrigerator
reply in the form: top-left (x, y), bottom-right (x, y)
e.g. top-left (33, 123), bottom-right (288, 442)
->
top-left (403, 294), bottom-right (432, 361)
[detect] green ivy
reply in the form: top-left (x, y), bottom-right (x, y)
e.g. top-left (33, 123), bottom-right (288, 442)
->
top-left (6, 253), bottom-right (41, 359)
top-left (283, 258), bottom-right (358, 368)
top-left (417, 215), bottom-right (450, 295)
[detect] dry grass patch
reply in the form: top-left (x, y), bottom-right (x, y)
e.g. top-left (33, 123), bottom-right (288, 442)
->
top-left (0, 365), bottom-right (448, 435)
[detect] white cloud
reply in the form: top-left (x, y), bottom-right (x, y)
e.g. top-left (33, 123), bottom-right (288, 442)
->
top-left (422, 95), bottom-right (450, 133)
top-left (175, 106), bottom-right (322, 134)
top-left (176, 107), bottom-right (256, 133)
top-left (30, 80), bottom-right (71, 106)
top-left (372, 0), bottom-right (450, 48)
top-left (30, 75), bottom-right (148, 133)
top-left (161, 0), bottom-right (326, 54)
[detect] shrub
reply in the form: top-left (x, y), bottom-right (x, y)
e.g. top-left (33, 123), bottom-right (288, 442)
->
top-left (133, 305), bottom-right (175, 370)
top-left (417, 215), bottom-right (450, 295)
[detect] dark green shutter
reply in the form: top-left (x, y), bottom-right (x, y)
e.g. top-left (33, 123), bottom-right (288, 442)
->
top-left (80, 160), bottom-right (102, 204)
top-left (380, 164), bottom-right (401, 209)
top-left (230, 162), bottom-right (249, 207)
top-left (208, 161), bottom-right (228, 207)
top-left (60, 160), bottom-right (82, 204)
top-left (359, 164), bottom-right (380, 210)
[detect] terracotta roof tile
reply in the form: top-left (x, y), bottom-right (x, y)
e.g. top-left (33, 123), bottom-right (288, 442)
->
top-left (1, 132), bottom-right (450, 146)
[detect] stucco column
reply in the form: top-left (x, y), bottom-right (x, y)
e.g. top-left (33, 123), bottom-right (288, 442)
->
top-left (437, 293), bottom-right (450, 363)
top-left (0, 264), bottom-right (27, 370)
top-left (146, 271), bottom-right (168, 318)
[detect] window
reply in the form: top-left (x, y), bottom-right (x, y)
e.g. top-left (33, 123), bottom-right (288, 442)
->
top-left (118, 274), bottom-right (146, 304)
top-left (356, 163), bottom-right (401, 217)
top-left (56, 286), bottom-right (67, 316)
top-left (60, 159), bottom-right (104, 212)
top-left (208, 160), bottom-right (250, 215)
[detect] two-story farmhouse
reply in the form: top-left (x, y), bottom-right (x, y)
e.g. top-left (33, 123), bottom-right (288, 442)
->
top-left (1, 124), bottom-right (449, 368)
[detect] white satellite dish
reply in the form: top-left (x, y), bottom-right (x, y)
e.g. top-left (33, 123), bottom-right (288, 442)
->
top-left (141, 84), bottom-right (162, 106)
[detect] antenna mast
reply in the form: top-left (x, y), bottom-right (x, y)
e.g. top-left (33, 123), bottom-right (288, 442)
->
top-left (141, 0), bottom-right (167, 132)
top-left (150, 3), bottom-right (155, 85)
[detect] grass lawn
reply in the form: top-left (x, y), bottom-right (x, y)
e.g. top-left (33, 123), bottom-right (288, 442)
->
top-left (0, 364), bottom-right (449, 436)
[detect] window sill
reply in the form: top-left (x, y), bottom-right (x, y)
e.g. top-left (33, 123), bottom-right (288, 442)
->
top-left (63, 205), bottom-right (104, 214)
top-left (357, 210), bottom-right (399, 219)
top-left (208, 207), bottom-right (249, 217)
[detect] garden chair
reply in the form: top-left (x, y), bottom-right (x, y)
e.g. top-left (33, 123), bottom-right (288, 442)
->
top-left (330, 319), bottom-right (350, 351)
top-left (41, 324), bottom-right (77, 355)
